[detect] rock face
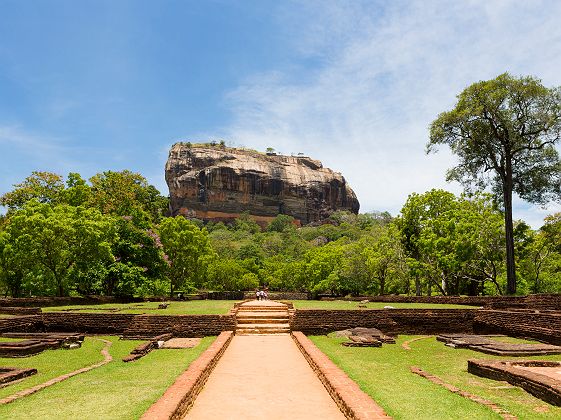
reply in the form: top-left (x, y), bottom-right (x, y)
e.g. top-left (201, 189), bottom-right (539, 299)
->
top-left (165, 144), bottom-right (360, 225)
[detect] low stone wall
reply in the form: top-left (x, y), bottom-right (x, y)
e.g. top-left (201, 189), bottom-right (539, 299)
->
top-left (473, 310), bottom-right (561, 345)
top-left (0, 296), bottom-right (145, 308)
top-left (141, 331), bottom-right (234, 420)
top-left (0, 315), bottom-right (42, 333)
top-left (122, 314), bottom-right (236, 338)
top-left (292, 331), bottom-right (390, 419)
top-left (468, 359), bottom-right (561, 406)
top-left (0, 307), bottom-right (41, 315)
top-left (290, 309), bottom-right (476, 335)
top-left (319, 294), bottom-right (561, 310)
top-left (0, 313), bottom-right (236, 337)
top-left (41, 313), bottom-right (137, 334)
top-left (0, 367), bottom-right (37, 385)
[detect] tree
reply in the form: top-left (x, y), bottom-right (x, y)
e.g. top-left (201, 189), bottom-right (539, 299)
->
top-left (89, 170), bottom-right (169, 223)
top-left (0, 171), bottom-right (64, 211)
top-left (159, 217), bottom-right (214, 296)
top-left (428, 73), bottom-right (561, 294)
top-left (4, 201), bottom-right (115, 296)
top-left (396, 189), bottom-right (457, 295)
top-left (266, 214), bottom-right (295, 233)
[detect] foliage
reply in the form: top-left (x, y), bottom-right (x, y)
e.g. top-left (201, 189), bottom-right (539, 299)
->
top-left (0, 171), bottom-right (64, 210)
top-left (159, 216), bottom-right (214, 295)
top-left (428, 73), bottom-right (561, 294)
top-left (1, 165), bottom-right (560, 297)
top-left (2, 201), bottom-right (115, 296)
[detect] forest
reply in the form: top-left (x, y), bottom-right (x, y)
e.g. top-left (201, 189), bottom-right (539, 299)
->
top-left (1, 170), bottom-right (560, 298)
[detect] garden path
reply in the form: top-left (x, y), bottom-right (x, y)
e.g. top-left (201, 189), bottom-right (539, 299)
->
top-left (185, 300), bottom-right (345, 419)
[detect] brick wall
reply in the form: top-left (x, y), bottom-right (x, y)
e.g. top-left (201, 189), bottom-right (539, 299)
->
top-left (0, 315), bottom-right (42, 333)
top-left (290, 309), bottom-right (476, 335)
top-left (0, 296), bottom-right (145, 308)
top-left (474, 310), bottom-right (561, 345)
top-left (122, 314), bottom-right (236, 338)
top-left (0, 307), bottom-right (42, 315)
top-left (40, 313), bottom-right (137, 334)
top-left (0, 313), bottom-right (236, 337)
top-left (321, 294), bottom-right (561, 309)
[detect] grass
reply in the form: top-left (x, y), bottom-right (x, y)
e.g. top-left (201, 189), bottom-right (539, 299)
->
top-left (0, 336), bottom-right (109, 400)
top-left (292, 300), bottom-right (480, 310)
top-left (0, 337), bottom-right (26, 342)
top-left (310, 334), bottom-right (561, 419)
top-left (42, 300), bottom-right (237, 315)
top-left (0, 335), bottom-right (214, 419)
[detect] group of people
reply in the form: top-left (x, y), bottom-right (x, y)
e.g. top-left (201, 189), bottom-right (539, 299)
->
top-left (255, 288), bottom-right (269, 301)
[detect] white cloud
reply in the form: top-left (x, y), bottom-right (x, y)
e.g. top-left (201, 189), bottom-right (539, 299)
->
top-left (220, 0), bottom-right (561, 227)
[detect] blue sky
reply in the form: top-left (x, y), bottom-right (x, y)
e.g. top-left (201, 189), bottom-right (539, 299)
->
top-left (1, 0), bottom-right (560, 227)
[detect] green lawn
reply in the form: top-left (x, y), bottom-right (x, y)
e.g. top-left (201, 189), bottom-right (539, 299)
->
top-left (0, 336), bottom-right (110, 400)
top-left (0, 335), bottom-right (214, 419)
top-left (42, 300), bottom-right (237, 315)
top-left (311, 334), bottom-right (561, 419)
top-left (292, 300), bottom-right (480, 310)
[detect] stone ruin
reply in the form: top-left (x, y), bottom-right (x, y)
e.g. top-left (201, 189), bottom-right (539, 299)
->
top-left (334, 327), bottom-right (396, 347)
top-left (0, 333), bottom-right (84, 357)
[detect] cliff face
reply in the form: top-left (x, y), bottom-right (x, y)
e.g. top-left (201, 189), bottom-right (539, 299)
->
top-left (165, 144), bottom-right (360, 225)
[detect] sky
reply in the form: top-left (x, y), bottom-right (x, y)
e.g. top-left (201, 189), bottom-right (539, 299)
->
top-left (1, 0), bottom-right (560, 227)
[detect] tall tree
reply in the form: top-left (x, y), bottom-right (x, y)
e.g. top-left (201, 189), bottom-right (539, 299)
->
top-left (428, 73), bottom-right (561, 294)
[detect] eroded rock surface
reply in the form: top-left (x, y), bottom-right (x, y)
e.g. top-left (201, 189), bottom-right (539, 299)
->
top-left (165, 144), bottom-right (360, 224)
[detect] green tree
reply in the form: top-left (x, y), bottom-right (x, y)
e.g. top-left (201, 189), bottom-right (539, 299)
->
top-left (0, 171), bottom-right (64, 211)
top-left (266, 214), bottom-right (295, 233)
top-left (428, 73), bottom-right (561, 294)
top-left (60, 172), bottom-right (91, 206)
top-left (0, 230), bottom-right (30, 297)
top-left (205, 258), bottom-right (247, 291)
top-left (89, 170), bottom-right (169, 223)
top-left (159, 216), bottom-right (214, 296)
top-left (396, 189), bottom-right (457, 295)
top-left (4, 201), bottom-right (115, 296)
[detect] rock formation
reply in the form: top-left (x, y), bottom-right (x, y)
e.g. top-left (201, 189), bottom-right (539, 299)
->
top-left (165, 143), bottom-right (360, 225)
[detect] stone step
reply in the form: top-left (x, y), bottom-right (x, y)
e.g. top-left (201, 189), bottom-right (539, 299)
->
top-left (238, 306), bottom-right (288, 312)
top-left (236, 327), bottom-right (291, 334)
top-left (236, 311), bottom-right (289, 318)
top-left (236, 317), bottom-right (289, 324)
top-left (236, 323), bottom-right (289, 330)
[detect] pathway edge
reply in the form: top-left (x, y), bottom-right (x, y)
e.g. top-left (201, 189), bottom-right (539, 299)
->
top-left (141, 330), bottom-right (234, 420)
top-left (291, 331), bottom-right (391, 420)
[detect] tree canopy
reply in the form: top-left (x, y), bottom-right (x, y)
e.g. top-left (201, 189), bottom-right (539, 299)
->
top-left (428, 73), bottom-right (561, 294)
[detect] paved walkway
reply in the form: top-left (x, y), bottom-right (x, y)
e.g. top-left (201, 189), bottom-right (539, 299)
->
top-left (185, 334), bottom-right (345, 419)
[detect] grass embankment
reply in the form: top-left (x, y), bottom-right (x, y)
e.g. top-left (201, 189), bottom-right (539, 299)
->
top-left (311, 335), bottom-right (561, 419)
top-left (292, 300), bottom-right (480, 310)
top-left (42, 300), bottom-right (236, 315)
top-left (0, 335), bottom-right (214, 419)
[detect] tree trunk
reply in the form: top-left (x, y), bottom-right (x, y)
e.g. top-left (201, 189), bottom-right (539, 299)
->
top-left (503, 174), bottom-right (517, 295)
top-left (415, 275), bottom-right (421, 296)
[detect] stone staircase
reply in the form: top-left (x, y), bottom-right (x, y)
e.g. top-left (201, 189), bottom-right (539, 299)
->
top-left (236, 301), bottom-right (290, 335)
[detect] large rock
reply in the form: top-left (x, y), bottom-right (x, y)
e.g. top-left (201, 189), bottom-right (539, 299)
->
top-left (165, 144), bottom-right (360, 225)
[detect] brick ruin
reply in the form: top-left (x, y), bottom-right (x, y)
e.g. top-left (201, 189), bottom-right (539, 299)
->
top-left (468, 360), bottom-right (561, 406)
top-left (0, 367), bottom-right (37, 385)
top-left (0, 333), bottom-right (83, 357)
top-left (1, 295), bottom-right (561, 412)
